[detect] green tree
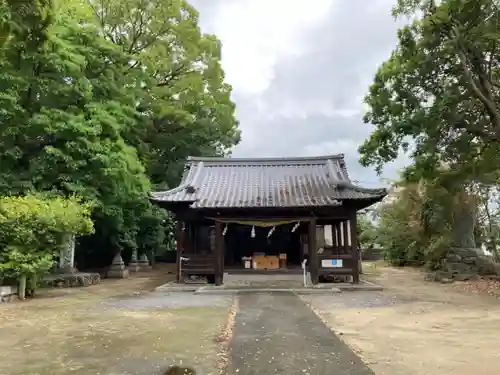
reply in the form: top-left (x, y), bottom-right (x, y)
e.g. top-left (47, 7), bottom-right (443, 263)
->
top-left (375, 180), bottom-right (455, 268)
top-left (360, 0), bottom-right (500, 181)
top-left (359, 0), bottom-right (500, 261)
top-left (82, 0), bottom-right (241, 262)
top-left (0, 0), bottom-right (240, 269)
top-left (86, 0), bottom-right (241, 188)
top-left (0, 194), bottom-right (93, 299)
top-left (357, 214), bottom-right (378, 250)
top-left (0, 0), bottom-right (153, 266)
top-left (475, 183), bottom-right (500, 260)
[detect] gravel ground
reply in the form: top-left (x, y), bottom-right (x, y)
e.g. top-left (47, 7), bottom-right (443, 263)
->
top-left (0, 279), bottom-right (232, 375)
top-left (102, 291), bottom-right (231, 310)
top-left (301, 265), bottom-right (500, 375)
top-left (300, 290), bottom-right (414, 310)
top-left (228, 291), bottom-right (374, 375)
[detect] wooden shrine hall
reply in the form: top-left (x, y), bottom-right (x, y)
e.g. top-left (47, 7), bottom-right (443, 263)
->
top-left (151, 154), bottom-right (387, 285)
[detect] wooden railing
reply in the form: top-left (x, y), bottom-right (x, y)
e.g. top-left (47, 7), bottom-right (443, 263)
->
top-left (181, 253), bottom-right (214, 275)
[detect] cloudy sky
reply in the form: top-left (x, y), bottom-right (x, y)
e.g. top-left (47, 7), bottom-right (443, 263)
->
top-left (189, 0), bottom-right (410, 187)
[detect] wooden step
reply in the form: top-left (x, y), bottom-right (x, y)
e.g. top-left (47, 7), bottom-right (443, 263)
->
top-left (182, 268), bottom-right (215, 275)
top-left (319, 268), bottom-right (354, 274)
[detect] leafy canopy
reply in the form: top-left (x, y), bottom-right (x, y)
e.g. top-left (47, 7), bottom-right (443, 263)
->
top-left (359, 0), bottom-right (500, 183)
top-left (0, 0), bottom-right (240, 264)
top-left (0, 195), bottom-right (94, 277)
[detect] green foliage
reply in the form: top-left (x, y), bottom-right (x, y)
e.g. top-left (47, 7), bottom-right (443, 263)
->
top-left (0, 195), bottom-right (94, 278)
top-left (359, 0), bottom-right (500, 267)
top-left (359, 0), bottom-right (500, 183)
top-left (0, 0), bottom-right (240, 270)
top-left (357, 214), bottom-right (378, 250)
top-left (476, 184), bottom-right (500, 259)
top-left (376, 181), bottom-right (455, 268)
top-left (85, 0), bottom-right (241, 188)
top-left (377, 184), bottom-right (427, 266)
top-left (136, 206), bottom-right (168, 257)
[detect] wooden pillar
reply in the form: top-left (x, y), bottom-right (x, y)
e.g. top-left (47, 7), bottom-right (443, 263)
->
top-left (175, 220), bottom-right (184, 283)
top-left (187, 222), bottom-right (195, 254)
top-left (338, 222), bottom-right (343, 248)
top-left (342, 220), bottom-right (349, 254)
top-left (214, 221), bottom-right (224, 285)
top-left (308, 218), bottom-right (319, 284)
top-left (338, 222), bottom-right (343, 247)
top-left (332, 222), bottom-right (338, 250)
top-left (350, 212), bottom-right (360, 284)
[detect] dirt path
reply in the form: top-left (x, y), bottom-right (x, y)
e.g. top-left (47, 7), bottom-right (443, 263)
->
top-left (302, 264), bottom-right (500, 375)
top-left (0, 265), bottom-right (232, 375)
top-left (228, 292), bottom-right (374, 375)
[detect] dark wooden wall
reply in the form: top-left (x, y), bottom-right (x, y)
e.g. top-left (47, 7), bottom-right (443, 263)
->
top-left (172, 204), bottom-right (361, 285)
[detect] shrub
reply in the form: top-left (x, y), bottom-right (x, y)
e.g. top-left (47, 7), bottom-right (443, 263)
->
top-left (0, 195), bottom-right (94, 298)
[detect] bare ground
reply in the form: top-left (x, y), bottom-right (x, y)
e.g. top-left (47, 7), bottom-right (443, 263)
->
top-left (0, 264), bottom-right (233, 375)
top-left (301, 262), bottom-right (500, 375)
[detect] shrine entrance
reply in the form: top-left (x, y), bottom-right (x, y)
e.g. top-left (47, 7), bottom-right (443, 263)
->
top-left (223, 222), bottom-right (303, 271)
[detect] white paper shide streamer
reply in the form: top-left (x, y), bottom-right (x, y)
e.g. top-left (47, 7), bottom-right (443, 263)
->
top-left (267, 226), bottom-right (275, 238)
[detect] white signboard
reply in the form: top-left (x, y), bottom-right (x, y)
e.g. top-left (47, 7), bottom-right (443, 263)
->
top-left (321, 259), bottom-right (343, 268)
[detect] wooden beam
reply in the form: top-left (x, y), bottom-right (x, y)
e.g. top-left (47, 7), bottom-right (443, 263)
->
top-left (350, 212), bottom-right (360, 284)
top-left (214, 221), bottom-right (224, 285)
top-left (308, 218), bottom-right (319, 284)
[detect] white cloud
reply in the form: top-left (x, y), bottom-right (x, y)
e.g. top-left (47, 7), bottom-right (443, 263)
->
top-left (201, 0), bottom-right (335, 95)
top-left (256, 98), bottom-right (361, 119)
top-left (301, 140), bottom-right (360, 157)
top-left (191, 0), bottom-right (410, 184)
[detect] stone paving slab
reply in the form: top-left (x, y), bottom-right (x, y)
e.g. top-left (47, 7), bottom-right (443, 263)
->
top-left (153, 279), bottom-right (383, 296)
top-left (155, 284), bottom-right (200, 292)
top-left (194, 287), bottom-right (342, 295)
top-left (228, 292), bottom-right (375, 375)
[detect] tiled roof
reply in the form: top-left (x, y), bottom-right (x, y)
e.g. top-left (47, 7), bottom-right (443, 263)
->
top-left (151, 155), bottom-right (387, 209)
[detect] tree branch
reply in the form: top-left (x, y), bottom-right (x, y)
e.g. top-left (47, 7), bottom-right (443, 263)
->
top-left (456, 46), bottom-right (500, 130)
top-left (156, 64), bottom-right (193, 87)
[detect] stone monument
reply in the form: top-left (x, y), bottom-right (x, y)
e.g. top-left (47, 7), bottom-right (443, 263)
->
top-left (45, 233), bottom-right (101, 287)
top-left (58, 233), bottom-right (78, 274)
top-left (428, 203), bottom-right (500, 282)
top-left (108, 252), bottom-right (130, 278)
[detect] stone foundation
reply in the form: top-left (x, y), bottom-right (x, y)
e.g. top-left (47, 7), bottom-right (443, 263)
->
top-left (128, 250), bottom-right (139, 272)
top-left (139, 253), bottom-right (152, 270)
top-left (44, 272), bottom-right (101, 288)
top-left (427, 247), bottom-right (500, 282)
top-left (0, 285), bottom-right (18, 303)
